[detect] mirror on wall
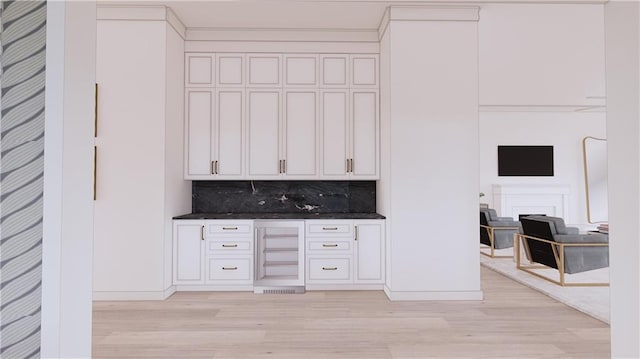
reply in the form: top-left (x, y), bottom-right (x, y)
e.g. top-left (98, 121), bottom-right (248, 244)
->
top-left (582, 137), bottom-right (608, 223)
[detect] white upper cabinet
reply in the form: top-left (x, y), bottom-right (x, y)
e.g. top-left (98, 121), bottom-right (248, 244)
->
top-left (216, 53), bottom-right (244, 87)
top-left (351, 55), bottom-right (378, 88)
top-left (284, 54), bottom-right (319, 87)
top-left (247, 54), bottom-right (282, 87)
top-left (184, 88), bottom-right (244, 180)
top-left (320, 89), bottom-right (378, 179)
top-left (184, 52), bottom-right (379, 180)
top-left (186, 53), bottom-right (215, 87)
top-left (479, 4), bottom-right (605, 107)
top-left (215, 89), bottom-right (244, 177)
top-left (321, 55), bottom-right (349, 88)
top-left (321, 90), bottom-right (349, 177)
top-left (247, 89), bottom-right (282, 177)
top-left (185, 89), bottom-right (214, 178)
top-left (284, 90), bottom-right (319, 177)
top-left (350, 90), bottom-right (378, 178)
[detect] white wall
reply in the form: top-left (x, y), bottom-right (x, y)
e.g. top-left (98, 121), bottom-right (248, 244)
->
top-left (379, 7), bottom-right (481, 300)
top-left (42, 2), bottom-right (96, 357)
top-left (377, 22), bottom-right (391, 290)
top-left (164, 24), bottom-right (191, 291)
top-left (93, 20), bottom-right (167, 296)
top-left (479, 3), bottom-right (605, 107)
top-left (479, 111), bottom-right (606, 226)
top-left (604, 2), bottom-right (640, 357)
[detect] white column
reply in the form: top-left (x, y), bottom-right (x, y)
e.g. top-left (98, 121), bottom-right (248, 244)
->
top-left (605, 2), bottom-right (640, 357)
top-left (378, 7), bottom-right (482, 300)
top-left (42, 1), bottom-right (96, 357)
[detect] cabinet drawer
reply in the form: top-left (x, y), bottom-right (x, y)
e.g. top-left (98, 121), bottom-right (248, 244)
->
top-left (307, 223), bottom-right (352, 236)
top-left (207, 257), bottom-right (252, 281)
top-left (206, 223), bottom-right (252, 236)
top-left (307, 240), bottom-right (351, 252)
top-left (308, 257), bottom-right (351, 281)
top-left (208, 240), bottom-right (252, 252)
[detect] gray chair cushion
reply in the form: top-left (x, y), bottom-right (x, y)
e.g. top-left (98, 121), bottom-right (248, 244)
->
top-left (554, 233), bottom-right (609, 243)
top-left (488, 220), bottom-right (520, 227)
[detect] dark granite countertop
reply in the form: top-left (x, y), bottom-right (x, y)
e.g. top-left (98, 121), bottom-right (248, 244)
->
top-left (173, 212), bottom-right (386, 220)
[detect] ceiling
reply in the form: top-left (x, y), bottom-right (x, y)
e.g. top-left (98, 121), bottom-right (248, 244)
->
top-left (99, 0), bottom-right (607, 30)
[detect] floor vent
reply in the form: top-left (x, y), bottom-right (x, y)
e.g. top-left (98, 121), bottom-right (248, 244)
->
top-left (254, 286), bottom-right (305, 294)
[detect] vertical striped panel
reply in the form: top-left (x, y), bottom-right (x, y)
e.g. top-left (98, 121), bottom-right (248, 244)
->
top-left (0, 1), bottom-right (46, 358)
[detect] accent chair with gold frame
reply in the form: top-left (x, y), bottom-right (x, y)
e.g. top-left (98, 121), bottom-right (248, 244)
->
top-left (480, 208), bottom-right (521, 258)
top-left (517, 216), bottom-right (609, 286)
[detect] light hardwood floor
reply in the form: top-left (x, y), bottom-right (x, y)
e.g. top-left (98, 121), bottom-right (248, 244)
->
top-left (93, 267), bottom-right (610, 358)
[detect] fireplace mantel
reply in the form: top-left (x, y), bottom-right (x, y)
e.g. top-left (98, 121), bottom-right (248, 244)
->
top-left (492, 184), bottom-right (570, 220)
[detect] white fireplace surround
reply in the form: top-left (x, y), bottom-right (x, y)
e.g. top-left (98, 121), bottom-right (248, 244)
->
top-left (492, 184), bottom-right (570, 221)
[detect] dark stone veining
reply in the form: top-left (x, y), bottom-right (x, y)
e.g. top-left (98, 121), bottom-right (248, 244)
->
top-left (192, 181), bottom-right (376, 214)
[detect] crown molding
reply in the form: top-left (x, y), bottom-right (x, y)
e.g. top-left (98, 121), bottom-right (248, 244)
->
top-left (186, 28), bottom-right (379, 42)
top-left (378, 5), bottom-right (480, 39)
top-left (185, 40), bottom-right (379, 54)
top-left (96, 5), bottom-right (187, 39)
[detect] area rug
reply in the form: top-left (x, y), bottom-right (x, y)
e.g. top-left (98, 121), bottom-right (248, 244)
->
top-left (480, 255), bottom-right (610, 324)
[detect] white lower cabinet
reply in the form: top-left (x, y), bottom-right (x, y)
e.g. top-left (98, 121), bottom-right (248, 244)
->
top-left (354, 221), bottom-right (385, 283)
top-left (173, 218), bottom-right (384, 290)
top-left (173, 221), bottom-right (205, 285)
top-left (174, 220), bottom-right (254, 289)
top-left (206, 256), bottom-right (253, 282)
top-left (305, 219), bottom-right (385, 287)
top-left (307, 257), bottom-right (352, 282)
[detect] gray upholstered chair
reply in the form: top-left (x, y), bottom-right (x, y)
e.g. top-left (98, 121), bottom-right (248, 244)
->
top-left (518, 215), bottom-right (609, 286)
top-left (480, 208), bottom-right (521, 257)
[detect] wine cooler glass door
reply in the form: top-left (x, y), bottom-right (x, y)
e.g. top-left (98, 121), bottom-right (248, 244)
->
top-left (254, 221), bottom-right (305, 287)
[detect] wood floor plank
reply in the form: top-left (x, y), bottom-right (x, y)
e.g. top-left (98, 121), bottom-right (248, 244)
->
top-left (93, 267), bottom-right (610, 358)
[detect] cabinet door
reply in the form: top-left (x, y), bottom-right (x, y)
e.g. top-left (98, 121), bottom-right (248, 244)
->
top-left (285, 54), bottom-right (318, 87)
top-left (216, 53), bottom-right (244, 87)
top-left (354, 221), bottom-right (384, 283)
top-left (216, 90), bottom-right (244, 177)
top-left (247, 90), bottom-right (282, 177)
top-left (185, 53), bottom-right (215, 87)
top-left (321, 90), bottom-right (349, 177)
top-left (247, 54), bottom-right (282, 87)
top-left (350, 90), bottom-right (379, 179)
top-left (185, 89), bottom-right (214, 178)
top-left (351, 55), bottom-right (378, 87)
top-left (283, 90), bottom-right (318, 177)
top-left (173, 222), bottom-right (205, 284)
top-left (320, 55), bottom-right (349, 88)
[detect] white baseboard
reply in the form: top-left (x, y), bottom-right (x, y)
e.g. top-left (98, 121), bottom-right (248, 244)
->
top-left (383, 287), bottom-right (483, 301)
top-left (93, 286), bottom-right (176, 301)
top-left (305, 284), bottom-right (384, 291)
top-left (175, 285), bottom-right (254, 292)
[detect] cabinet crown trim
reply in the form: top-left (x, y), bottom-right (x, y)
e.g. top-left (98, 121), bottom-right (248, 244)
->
top-left (97, 5), bottom-right (186, 39)
top-left (378, 6), bottom-right (479, 39)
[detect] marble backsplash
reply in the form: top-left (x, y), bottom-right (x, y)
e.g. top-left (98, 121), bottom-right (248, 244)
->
top-left (192, 181), bottom-right (376, 213)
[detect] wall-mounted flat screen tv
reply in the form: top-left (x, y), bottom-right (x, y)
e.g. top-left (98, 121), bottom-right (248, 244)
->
top-left (498, 145), bottom-right (554, 176)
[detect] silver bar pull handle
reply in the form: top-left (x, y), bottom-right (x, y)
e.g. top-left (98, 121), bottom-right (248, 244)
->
top-left (222, 267), bottom-right (238, 270)
top-left (323, 244), bottom-right (338, 248)
top-left (322, 267), bottom-right (338, 271)
top-left (222, 227), bottom-right (238, 230)
top-left (323, 227), bottom-right (338, 231)
top-left (222, 244), bottom-right (238, 248)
